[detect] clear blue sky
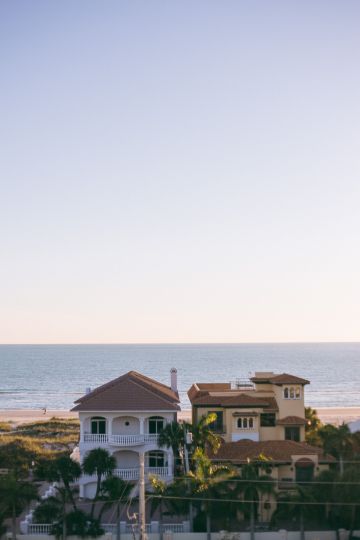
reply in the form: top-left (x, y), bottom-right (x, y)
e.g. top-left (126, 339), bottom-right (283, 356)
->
top-left (1, 1), bottom-right (359, 343)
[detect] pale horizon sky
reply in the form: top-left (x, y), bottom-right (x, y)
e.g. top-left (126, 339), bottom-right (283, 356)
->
top-left (1, 1), bottom-right (360, 344)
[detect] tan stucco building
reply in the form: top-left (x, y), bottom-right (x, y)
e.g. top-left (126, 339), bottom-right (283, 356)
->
top-left (188, 372), bottom-right (334, 521)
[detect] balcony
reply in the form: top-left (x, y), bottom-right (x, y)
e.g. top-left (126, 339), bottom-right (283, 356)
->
top-left (114, 466), bottom-right (169, 479)
top-left (82, 433), bottom-right (159, 446)
top-left (82, 467), bottom-right (170, 482)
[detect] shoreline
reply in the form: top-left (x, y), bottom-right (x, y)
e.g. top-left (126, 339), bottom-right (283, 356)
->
top-left (1, 406), bottom-right (360, 426)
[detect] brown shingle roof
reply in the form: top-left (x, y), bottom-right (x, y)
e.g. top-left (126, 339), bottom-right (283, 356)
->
top-left (71, 371), bottom-right (180, 412)
top-left (277, 416), bottom-right (307, 425)
top-left (250, 373), bottom-right (310, 385)
top-left (191, 393), bottom-right (278, 411)
top-left (209, 440), bottom-right (334, 464)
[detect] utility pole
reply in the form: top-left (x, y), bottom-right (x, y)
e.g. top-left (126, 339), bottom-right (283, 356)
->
top-left (183, 423), bottom-right (192, 474)
top-left (139, 452), bottom-right (146, 540)
top-left (183, 424), bottom-right (193, 532)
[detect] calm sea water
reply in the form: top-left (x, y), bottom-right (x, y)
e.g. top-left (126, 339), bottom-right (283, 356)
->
top-left (0, 343), bottom-right (359, 410)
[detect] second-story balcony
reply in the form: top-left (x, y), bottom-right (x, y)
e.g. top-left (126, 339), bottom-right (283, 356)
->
top-left (81, 466), bottom-right (170, 483)
top-left (82, 433), bottom-right (160, 446)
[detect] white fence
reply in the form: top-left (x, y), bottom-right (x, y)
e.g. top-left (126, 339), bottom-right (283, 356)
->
top-left (17, 530), bottom-right (357, 540)
top-left (22, 525), bottom-right (355, 539)
top-left (27, 524), bottom-right (52, 535)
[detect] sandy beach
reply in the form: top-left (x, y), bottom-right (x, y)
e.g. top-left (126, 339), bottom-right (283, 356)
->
top-left (1, 407), bottom-right (360, 426)
top-left (0, 409), bottom-right (78, 425)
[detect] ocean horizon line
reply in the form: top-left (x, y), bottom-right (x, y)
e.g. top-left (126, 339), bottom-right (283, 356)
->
top-left (1, 340), bottom-right (360, 346)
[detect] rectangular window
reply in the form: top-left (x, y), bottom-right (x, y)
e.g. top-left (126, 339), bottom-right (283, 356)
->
top-left (148, 451), bottom-right (165, 468)
top-left (260, 413), bottom-right (276, 427)
top-left (91, 418), bottom-right (106, 434)
top-left (149, 417), bottom-right (165, 434)
top-left (285, 427), bottom-right (300, 442)
top-left (208, 411), bottom-right (224, 432)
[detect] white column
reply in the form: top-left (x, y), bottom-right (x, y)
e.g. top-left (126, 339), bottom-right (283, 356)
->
top-left (139, 452), bottom-right (146, 540)
top-left (80, 419), bottom-right (84, 443)
top-left (108, 416), bottom-right (113, 437)
top-left (167, 451), bottom-right (173, 477)
top-left (139, 416), bottom-right (145, 435)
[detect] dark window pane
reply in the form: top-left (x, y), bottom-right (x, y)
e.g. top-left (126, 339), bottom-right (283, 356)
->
top-left (285, 427), bottom-right (300, 442)
top-left (208, 411), bottom-right (224, 432)
top-left (260, 413), bottom-right (276, 427)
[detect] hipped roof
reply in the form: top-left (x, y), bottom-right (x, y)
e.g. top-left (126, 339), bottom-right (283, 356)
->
top-left (72, 371), bottom-right (180, 412)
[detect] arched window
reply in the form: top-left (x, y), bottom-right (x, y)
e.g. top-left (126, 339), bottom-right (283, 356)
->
top-left (284, 387), bottom-right (289, 399)
top-left (290, 387), bottom-right (295, 399)
top-left (243, 418), bottom-right (248, 429)
top-left (249, 418), bottom-right (254, 429)
top-left (237, 418), bottom-right (242, 428)
top-left (295, 387), bottom-right (301, 399)
top-left (148, 416), bottom-right (165, 434)
top-left (91, 416), bottom-right (106, 434)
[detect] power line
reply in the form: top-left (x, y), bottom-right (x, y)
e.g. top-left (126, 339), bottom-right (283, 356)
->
top-left (147, 494), bottom-right (360, 507)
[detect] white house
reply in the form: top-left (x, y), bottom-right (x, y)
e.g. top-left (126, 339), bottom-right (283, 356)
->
top-left (72, 369), bottom-right (180, 498)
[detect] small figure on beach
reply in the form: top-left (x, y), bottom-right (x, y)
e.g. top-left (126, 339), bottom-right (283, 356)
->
top-left (42, 406), bottom-right (47, 415)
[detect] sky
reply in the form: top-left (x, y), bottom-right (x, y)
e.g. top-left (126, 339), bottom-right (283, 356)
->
top-left (1, 1), bottom-right (360, 344)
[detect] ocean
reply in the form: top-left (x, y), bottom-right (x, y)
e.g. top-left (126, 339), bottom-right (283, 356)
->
top-left (0, 343), bottom-right (359, 410)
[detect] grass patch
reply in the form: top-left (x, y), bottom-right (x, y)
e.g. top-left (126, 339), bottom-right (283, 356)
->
top-left (0, 418), bottom-right (80, 460)
top-left (0, 421), bottom-right (12, 432)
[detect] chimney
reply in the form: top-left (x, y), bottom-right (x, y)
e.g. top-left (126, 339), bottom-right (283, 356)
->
top-left (170, 368), bottom-right (177, 392)
top-left (85, 387), bottom-right (91, 395)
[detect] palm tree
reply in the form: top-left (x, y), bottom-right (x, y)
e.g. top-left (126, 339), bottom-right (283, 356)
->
top-left (158, 422), bottom-right (186, 472)
top-left (148, 476), bottom-right (168, 540)
top-left (336, 466), bottom-right (360, 538)
top-left (318, 423), bottom-right (353, 475)
top-left (188, 448), bottom-right (234, 540)
top-left (0, 473), bottom-right (38, 540)
top-left (309, 469), bottom-right (339, 528)
top-left (82, 448), bottom-right (116, 517)
top-left (237, 459), bottom-right (275, 540)
top-left (188, 413), bottom-right (222, 455)
top-left (99, 476), bottom-right (134, 540)
top-left (35, 455), bottom-right (81, 510)
top-left (274, 485), bottom-right (315, 540)
top-left (305, 407), bottom-right (322, 446)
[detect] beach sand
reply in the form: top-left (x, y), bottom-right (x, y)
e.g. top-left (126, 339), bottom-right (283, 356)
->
top-left (1, 407), bottom-right (360, 426)
top-left (0, 409), bottom-right (78, 425)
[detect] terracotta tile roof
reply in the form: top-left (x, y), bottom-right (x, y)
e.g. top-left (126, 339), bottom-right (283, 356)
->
top-left (191, 393), bottom-right (278, 411)
top-left (250, 373), bottom-right (310, 385)
top-left (209, 440), bottom-right (335, 464)
top-left (71, 371), bottom-right (180, 412)
top-left (277, 416), bottom-right (307, 425)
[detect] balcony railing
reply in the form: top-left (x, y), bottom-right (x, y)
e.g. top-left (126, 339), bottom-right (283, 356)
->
top-left (92, 467), bottom-right (170, 481)
top-left (28, 524), bottom-right (52, 535)
top-left (82, 433), bottom-right (160, 446)
top-left (83, 434), bottom-right (108, 443)
top-left (110, 434), bottom-right (159, 446)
